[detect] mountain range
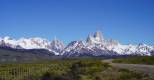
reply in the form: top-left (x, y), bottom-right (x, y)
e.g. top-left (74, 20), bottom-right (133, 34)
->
top-left (0, 31), bottom-right (154, 58)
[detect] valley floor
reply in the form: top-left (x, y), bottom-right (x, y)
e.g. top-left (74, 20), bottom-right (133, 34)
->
top-left (104, 59), bottom-right (154, 76)
top-left (0, 58), bottom-right (154, 80)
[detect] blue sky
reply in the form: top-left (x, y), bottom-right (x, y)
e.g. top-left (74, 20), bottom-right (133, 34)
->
top-left (0, 0), bottom-right (154, 45)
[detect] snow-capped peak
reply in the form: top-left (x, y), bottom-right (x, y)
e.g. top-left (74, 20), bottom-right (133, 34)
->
top-left (0, 31), bottom-right (153, 56)
top-left (63, 41), bottom-right (85, 52)
top-left (86, 35), bottom-right (94, 46)
top-left (94, 31), bottom-right (104, 42)
top-left (16, 37), bottom-right (49, 49)
top-left (85, 31), bottom-right (154, 56)
top-left (86, 31), bottom-right (105, 46)
top-left (0, 37), bottom-right (65, 55)
top-left (50, 38), bottom-right (65, 55)
top-left (3, 36), bottom-right (13, 40)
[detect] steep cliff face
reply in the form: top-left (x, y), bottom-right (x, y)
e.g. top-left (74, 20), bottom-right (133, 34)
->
top-left (0, 31), bottom-right (154, 57)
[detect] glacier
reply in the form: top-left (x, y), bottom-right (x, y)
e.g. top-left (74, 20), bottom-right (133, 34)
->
top-left (0, 31), bottom-right (154, 57)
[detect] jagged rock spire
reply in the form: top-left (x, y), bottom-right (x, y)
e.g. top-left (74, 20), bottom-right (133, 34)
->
top-left (86, 31), bottom-right (104, 46)
top-left (50, 37), bottom-right (65, 52)
top-left (86, 34), bottom-right (94, 45)
top-left (94, 31), bottom-right (104, 42)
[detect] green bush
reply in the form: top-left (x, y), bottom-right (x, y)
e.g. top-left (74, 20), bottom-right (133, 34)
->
top-left (0, 58), bottom-right (153, 80)
top-left (113, 56), bottom-right (154, 65)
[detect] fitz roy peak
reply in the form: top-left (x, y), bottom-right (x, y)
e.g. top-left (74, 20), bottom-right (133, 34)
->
top-left (0, 31), bottom-right (154, 56)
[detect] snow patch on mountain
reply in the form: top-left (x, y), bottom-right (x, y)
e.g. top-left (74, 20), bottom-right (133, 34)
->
top-left (0, 36), bottom-right (65, 55)
top-left (50, 38), bottom-right (65, 54)
top-left (0, 31), bottom-right (153, 56)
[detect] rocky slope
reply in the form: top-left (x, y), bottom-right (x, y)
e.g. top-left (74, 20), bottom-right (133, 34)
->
top-left (0, 31), bottom-right (153, 57)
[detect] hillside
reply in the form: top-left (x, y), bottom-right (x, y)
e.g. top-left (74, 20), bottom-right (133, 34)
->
top-left (0, 47), bottom-right (55, 62)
